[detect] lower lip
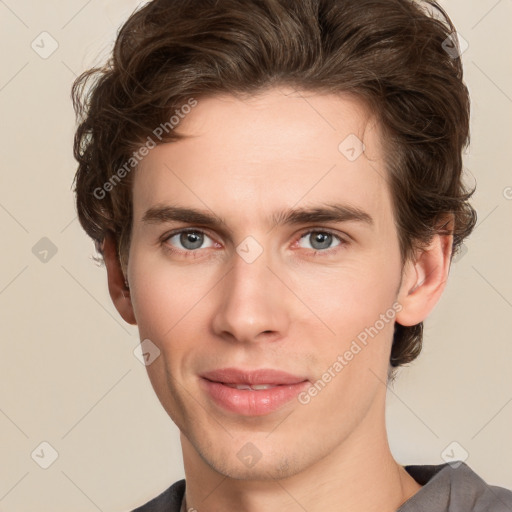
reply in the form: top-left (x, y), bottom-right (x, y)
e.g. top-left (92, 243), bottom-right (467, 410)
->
top-left (200, 378), bottom-right (310, 416)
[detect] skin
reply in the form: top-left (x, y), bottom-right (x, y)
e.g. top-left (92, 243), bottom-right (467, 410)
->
top-left (103, 87), bottom-right (452, 511)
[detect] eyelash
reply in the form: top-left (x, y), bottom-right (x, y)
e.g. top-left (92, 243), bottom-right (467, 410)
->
top-left (159, 227), bottom-right (349, 258)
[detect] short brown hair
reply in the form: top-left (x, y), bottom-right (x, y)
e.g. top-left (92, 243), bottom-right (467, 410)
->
top-left (71, 0), bottom-right (477, 375)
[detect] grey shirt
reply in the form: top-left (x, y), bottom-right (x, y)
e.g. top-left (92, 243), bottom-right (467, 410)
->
top-left (132, 462), bottom-right (512, 511)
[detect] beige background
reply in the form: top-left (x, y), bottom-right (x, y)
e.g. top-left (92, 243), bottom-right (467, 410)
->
top-left (0, 0), bottom-right (511, 510)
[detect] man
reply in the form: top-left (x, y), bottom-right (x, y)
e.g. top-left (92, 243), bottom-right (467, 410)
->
top-left (72, 0), bottom-right (512, 510)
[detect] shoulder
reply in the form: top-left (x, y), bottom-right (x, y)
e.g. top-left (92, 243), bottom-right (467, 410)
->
top-left (452, 464), bottom-right (512, 512)
top-left (130, 479), bottom-right (185, 512)
top-left (400, 462), bottom-right (512, 512)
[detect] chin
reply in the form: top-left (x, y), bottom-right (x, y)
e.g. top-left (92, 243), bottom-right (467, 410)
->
top-left (192, 433), bottom-right (308, 482)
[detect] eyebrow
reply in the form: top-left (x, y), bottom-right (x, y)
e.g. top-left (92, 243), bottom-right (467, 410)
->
top-left (141, 203), bottom-right (373, 232)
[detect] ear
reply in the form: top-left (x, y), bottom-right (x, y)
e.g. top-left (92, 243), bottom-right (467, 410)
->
top-left (102, 231), bottom-right (137, 325)
top-left (395, 218), bottom-right (454, 327)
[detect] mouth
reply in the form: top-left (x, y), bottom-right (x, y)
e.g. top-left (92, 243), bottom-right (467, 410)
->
top-left (199, 367), bottom-right (310, 416)
top-left (200, 367), bottom-right (308, 386)
top-left (220, 383), bottom-right (281, 390)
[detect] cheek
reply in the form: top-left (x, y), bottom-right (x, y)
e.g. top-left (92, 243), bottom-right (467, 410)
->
top-left (128, 247), bottom-right (213, 339)
top-left (287, 253), bottom-right (402, 388)
top-left (291, 255), bottom-right (400, 334)
top-left (128, 249), bottom-right (218, 390)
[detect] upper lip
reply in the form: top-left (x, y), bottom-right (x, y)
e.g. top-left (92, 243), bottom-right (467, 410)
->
top-left (201, 368), bottom-right (308, 385)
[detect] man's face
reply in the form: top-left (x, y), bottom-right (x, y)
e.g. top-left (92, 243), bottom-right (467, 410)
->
top-left (127, 88), bottom-right (405, 479)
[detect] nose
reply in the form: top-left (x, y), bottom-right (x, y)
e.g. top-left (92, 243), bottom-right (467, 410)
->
top-left (211, 245), bottom-right (291, 344)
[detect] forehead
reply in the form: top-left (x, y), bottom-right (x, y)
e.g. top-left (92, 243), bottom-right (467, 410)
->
top-left (132, 87), bottom-right (392, 231)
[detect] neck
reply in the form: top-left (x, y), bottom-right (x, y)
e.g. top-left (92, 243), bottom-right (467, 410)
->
top-left (179, 397), bottom-right (422, 512)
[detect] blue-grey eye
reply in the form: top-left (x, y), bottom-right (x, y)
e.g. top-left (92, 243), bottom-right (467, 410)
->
top-left (168, 230), bottom-right (214, 250)
top-left (298, 231), bottom-right (341, 251)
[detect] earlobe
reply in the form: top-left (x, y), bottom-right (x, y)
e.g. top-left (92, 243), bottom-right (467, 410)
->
top-left (395, 228), bottom-right (453, 327)
top-left (102, 231), bottom-right (137, 326)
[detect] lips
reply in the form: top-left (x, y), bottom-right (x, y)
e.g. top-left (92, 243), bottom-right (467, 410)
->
top-left (200, 367), bottom-right (308, 386)
top-left (200, 367), bottom-right (310, 416)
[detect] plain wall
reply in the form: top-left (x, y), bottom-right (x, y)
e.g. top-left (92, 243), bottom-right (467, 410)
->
top-left (0, 0), bottom-right (511, 510)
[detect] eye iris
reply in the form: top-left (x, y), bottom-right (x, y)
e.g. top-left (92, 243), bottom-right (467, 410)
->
top-left (180, 231), bottom-right (203, 250)
top-left (310, 232), bottom-right (332, 250)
